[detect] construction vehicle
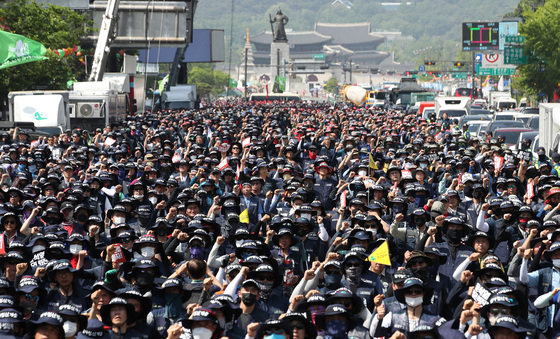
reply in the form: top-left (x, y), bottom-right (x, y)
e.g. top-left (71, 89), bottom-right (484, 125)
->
top-left (341, 85), bottom-right (367, 106)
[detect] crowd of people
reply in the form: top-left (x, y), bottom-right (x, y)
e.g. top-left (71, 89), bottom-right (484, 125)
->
top-left (0, 99), bottom-right (558, 339)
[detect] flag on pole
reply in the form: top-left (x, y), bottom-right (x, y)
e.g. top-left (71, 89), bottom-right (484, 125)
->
top-left (275, 75), bottom-right (286, 92)
top-left (158, 74), bottom-right (169, 93)
top-left (0, 30), bottom-right (47, 69)
top-left (367, 240), bottom-right (391, 266)
top-left (369, 153), bottom-right (378, 170)
top-left (229, 78), bottom-right (238, 88)
top-left (239, 209), bottom-right (249, 224)
top-left (497, 76), bottom-right (504, 91)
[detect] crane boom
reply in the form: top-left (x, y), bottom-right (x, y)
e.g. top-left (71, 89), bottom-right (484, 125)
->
top-left (89, 0), bottom-right (120, 82)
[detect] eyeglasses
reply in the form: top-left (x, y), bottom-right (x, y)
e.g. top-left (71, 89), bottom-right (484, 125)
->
top-left (24, 293), bottom-right (39, 302)
top-left (405, 288), bottom-right (423, 296)
top-left (3, 220), bottom-right (16, 225)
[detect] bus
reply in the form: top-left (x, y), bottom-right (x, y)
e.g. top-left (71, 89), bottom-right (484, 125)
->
top-left (248, 92), bottom-right (301, 102)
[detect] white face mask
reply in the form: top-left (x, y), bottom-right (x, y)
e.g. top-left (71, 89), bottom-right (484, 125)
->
top-left (192, 327), bottom-right (213, 339)
top-left (141, 246), bottom-right (155, 258)
top-left (69, 244), bottom-right (82, 255)
top-left (405, 296), bottom-right (423, 307)
top-left (134, 194), bottom-right (144, 200)
top-left (149, 197), bottom-right (158, 205)
top-left (113, 216), bottom-right (126, 225)
top-left (63, 321), bottom-right (78, 338)
top-left (553, 259), bottom-right (560, 268)
top-left (218, 317), bottom-right (226, 329)
top-left (301, 213), bottom-right (312, 221)
top-left (235, 240), bottom-right (244, 248)
top-left (368, 229), bottom-right (377, 238)
top-left (487, 313), bottom-right (499, 326)
top-left (358, 170), bottom-right (367, 176)
top-left (32, 245), bottom-right (46, 253)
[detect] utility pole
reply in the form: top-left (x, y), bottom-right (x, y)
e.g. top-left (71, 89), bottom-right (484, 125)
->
top-left (244, 47), bottom-right (248, 99)
top-left (349, 59), bottom-right (353, 84)
top-left (471, 51), bottom-right (476, 98)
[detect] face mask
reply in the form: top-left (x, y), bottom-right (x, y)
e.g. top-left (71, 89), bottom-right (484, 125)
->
top-left (241, 293), bottom-right (257, 306)
top-left (17, 164), bottom-right (26, 171)
top-left (29, 165), bottom-right (37, 172)
top-left (446, 229), bottom-right (463, 243)
top-left (165, 293), bottom-right (184, 318)
top-left (64, 210), bottom-right (74, 222)
top-left (414, 196), bottom-right (427, 207)
top-left (235, 240), bottom-right (244, 248)
top-left (258, 281), bottom-right (274, 298)
top-left (324, 272), bottom-right (342, 289)
top-left (405, 295), bottom-right (423, 307)
top-left (134, 194), bottom-right (144, 200)
top-left (264, 334), bottom-right (286, 339)
top-left (189, 246), bottom-right (204, 259)
top-left (393, 206), bottom-right (404, 214)
top-left (326, 319), bottom-right (347, 337)
top-left (114, 216), bottom-right (126, 225)
top-left (149, 197), bottom-right (158, 205)
top-left (76, 214), bottom-right (88, 222)
top-left (141, 246), bottom-right (155, 258)
top-left (553, 259), bottom-right (560, 268)
top-left (192, 327), bottom-right (213, 339)
top-left (358, 170), bottom-right (367, 176)
top-left (345, 266), bottom-right (363, 284)
top-left (419, 163), bottom-right (428, 169)
top-left (63, 321), bottom-right (78, 338)
top-left (69, 244), bottom-right (82, 255)
top-left (464, 186), bottom-right (473, 198)
top-left (156, 228), bottom-right (168, 237)
top-left (135, 271), bottom-right (154, 287)
top-left (413, 218), bottom-right (425, 227)
top-left (488, 313), bottom-right (499, 326)
top-left (519, 217), bottom-right (530, 223)
top-left (32, 245), bottom-right (46, 253)
top-left (367, 228), bottom-right (377, 238)
top-left (217, 317), bottom-right (226, 329)
top-left (473, 190), bottom-right (484, 199)
top-left (283, 173), bottom-right (292, 181)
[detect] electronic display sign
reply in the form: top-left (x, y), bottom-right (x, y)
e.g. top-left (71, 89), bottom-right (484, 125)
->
top-left (462, 22), bottom-right (499, 51)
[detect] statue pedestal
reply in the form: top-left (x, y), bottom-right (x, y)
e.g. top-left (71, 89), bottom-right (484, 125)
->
top-left (270, 42), bottom-right (290, 91)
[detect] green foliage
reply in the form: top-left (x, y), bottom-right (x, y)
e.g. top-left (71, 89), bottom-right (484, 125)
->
top-left (188, 64), bottom-right (229, 98)
top-left (517, 0), bottom-right (560, 99)
top-left (194, 0), bottom-right (518, 66)
top-left (504, 0), bottom-right (545, 19)
top-left (0, 0), bottom-right (92, 101)
top-left (325, 77), bottom-right (338, 94)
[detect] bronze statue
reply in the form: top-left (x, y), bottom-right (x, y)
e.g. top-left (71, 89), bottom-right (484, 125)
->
top-left (269, 8), bottom-right (289, 42)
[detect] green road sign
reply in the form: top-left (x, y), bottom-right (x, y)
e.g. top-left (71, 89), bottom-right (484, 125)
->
top-left (312, 54), bottom-right (325, 60)
top-left (454, 73), bottom-right (468, 79)
top-left (505, 35), bottom-right (525, 44)
top-left (504, 47), bottom-right (528, 64)
top-left (478, 68), bottom-right (517, 76)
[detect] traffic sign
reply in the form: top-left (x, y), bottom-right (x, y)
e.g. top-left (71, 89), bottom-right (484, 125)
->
top-left (312, 54), bottom-right (325, 60)
top-left (504, 47), bottom-right (528, 64)
top-left (475, 54), bottom-right (482, 62)
top-left (505, 35), bottom-right (525, 44)
top-left (418, 65), bottom-right (425, 72)
top-left (478, 68), bottom-right (516, 76)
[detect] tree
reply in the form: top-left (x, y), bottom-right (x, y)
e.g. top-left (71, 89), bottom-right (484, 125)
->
top-left (517, 0), bottom-right (560, 99)
top-left (325, 77), bottom-right (338, 94)
top-left (0, 0), bottom-right (91, 102)
top-left (188, 64), bottom-right (229, 98)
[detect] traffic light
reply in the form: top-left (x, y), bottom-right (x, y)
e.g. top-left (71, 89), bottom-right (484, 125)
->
top-left (454, 61), bottom-right (464, 67)
top-left (424, 61), bottom-right (435, 66)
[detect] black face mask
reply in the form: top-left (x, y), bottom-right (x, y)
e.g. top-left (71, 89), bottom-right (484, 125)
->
top-left (413, 218), bottom-right (426, 227)
top-left (446, 229), bottom-right (463, 243)
top-left (156, 228), bottom-right (168, 237)
top-left (241, 293), bottom-right (257, 306)
top-left (135, 272), bottom-right (154, 287)
top-left (76, 214), bottom-right (88, 222)
top-left (473, 190), bottom-right (484, 199)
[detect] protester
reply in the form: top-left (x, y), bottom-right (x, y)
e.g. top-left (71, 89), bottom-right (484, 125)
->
top-left (0, 99), bottom-right (555, 338)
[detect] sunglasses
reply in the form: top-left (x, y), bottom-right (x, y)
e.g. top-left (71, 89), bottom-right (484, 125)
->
top-left (3, 220), bottom-right (16, 225)
top-left (405, 288), bottom-right (423, 296)
top-left (291, 323), bottom-right (305, 330)
top-left (488, 307), bottom-right (510, 316)
top-left (259, 275), bottom-right (275, 282)
top-left (24, 293), bottom-right (39, 302)
top-left (325, 269), bottom-right (341, 275)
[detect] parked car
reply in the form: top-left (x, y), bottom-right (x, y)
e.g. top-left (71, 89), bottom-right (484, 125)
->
top-left (485, 120), bottom-right (526, 136)
top-left (492, 127), bottom-right (534, 148)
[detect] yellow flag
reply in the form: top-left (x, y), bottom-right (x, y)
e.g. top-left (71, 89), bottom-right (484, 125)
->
top-left (239, 209), bottom-right (249, 224)
top-left (367, 240), bottom-right (391, 266)
top-left (369, 153), bottom-right (378, 170)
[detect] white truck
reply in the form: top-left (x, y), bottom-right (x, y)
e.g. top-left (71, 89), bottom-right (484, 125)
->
top-left (435, 96), bottom-right (471, 119)
top-left (160, 85), bottom-right (197, 110)
top-left (488, 91), bottom-right (512, 109)
top-left (539, 103), bottom-right (560, 156)
top-left (8, 91), bottom-right (71, 135)
top-left (69, 79), bottom-right (128, 130)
